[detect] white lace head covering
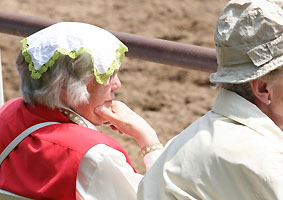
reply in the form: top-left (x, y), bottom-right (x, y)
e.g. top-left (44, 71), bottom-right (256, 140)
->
top-left (21, 22), bottom-right (128, 84)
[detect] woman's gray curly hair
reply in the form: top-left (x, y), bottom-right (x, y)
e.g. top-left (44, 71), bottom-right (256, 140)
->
top-left (16, 51), bottom-right (94, 109)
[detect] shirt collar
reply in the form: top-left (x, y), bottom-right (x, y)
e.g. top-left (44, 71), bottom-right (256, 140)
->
top-left (212, 88), bottom-right (283, 141)
top-left (59, 107), bottom-right (98, 131)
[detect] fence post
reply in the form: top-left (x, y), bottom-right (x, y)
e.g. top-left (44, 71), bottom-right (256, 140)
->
top-left (0, 49), bottom-right (4, 107)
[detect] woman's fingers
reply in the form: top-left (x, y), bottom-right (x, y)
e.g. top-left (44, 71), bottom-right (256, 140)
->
top-left (95, 101), bottom-right (159, 148)
top-left (110, 125), bottom-right (124, 135)
top-left (95, 104), bottom-right (115, 119)
top-left (95, 101), bottom-right (129, 123)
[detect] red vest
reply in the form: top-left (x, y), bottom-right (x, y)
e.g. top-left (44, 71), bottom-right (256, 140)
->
top-left (0, 98), bottom-right (135, 200)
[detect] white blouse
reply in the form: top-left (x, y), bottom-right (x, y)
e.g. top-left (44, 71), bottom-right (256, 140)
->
top-left (62, 107), bottom-right (163, 200)
top-left (76, 144), bottom-right (161, 200)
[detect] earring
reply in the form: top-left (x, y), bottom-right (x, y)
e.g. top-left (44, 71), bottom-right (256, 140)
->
top-left (267, 100), bottom-right (271, 105)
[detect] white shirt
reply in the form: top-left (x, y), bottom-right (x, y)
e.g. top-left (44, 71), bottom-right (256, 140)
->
top-left (76, 144), bottom-right (161, 200)
top-left (75, 118), bottom-right (161, 200)
top-left (138, 89), bottom-right (283, 200)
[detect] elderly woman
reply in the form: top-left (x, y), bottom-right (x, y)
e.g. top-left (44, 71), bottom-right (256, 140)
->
top-left (135, 0), bottom-right (283, 199)
top-left (0, 22), bottom-right (162, 200)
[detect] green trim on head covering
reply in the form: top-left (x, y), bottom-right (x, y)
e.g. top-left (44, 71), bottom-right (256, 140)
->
top-left (93, 43), bottom-right (128, 84)
top-left (21, 38), bottom-right (128, 84)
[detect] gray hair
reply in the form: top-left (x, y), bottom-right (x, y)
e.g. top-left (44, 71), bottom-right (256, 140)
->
top-left (217, 67), bottom-right (283, 102)
top-left (16, 51), bottom-right (94, 109)
top-left (217, 82), bottom-right (254, 101)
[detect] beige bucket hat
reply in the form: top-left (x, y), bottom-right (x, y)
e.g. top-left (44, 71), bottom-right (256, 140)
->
top-left (210, 0), bottom-right (283, 84)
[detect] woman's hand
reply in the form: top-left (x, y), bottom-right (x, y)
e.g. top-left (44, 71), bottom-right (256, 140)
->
top-left (94, 101), bottom-right (160, 149)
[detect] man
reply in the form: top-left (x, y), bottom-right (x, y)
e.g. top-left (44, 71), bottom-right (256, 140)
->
top-left (138, 0), bottom-right (283, 199)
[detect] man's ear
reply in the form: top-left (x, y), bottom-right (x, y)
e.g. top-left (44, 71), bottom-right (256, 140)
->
top-left (250, 79), bottom-right (270, 105)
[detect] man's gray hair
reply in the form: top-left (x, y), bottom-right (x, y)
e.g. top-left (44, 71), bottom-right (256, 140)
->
top-left (217, 82), bottom-right (254, 101)
top-left (217, 67), bottom-right (283, 102)
top-left (16, 51), bottom-right (94, 109)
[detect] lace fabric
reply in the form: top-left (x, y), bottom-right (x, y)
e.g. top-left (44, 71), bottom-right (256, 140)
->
top-left (21, 38), bottom-right (128, 84)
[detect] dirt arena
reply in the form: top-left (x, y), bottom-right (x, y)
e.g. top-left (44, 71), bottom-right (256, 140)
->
top-left (0, 0), bottom-right (228, 174)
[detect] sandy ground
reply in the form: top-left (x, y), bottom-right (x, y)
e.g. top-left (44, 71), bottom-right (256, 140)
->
top-left (0, 0), bottom-right (228, 174)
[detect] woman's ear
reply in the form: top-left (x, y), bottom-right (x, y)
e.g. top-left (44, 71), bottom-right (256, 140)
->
top-left (250, 79), bottom-right (270, 105)
top-left (60, 90), bottom-right (68, 105)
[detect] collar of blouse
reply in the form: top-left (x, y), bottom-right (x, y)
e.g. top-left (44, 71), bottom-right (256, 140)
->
top-left (59, 107), bottom-right (98, 131)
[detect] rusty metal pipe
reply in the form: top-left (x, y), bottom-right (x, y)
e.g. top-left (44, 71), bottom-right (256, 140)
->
top-left (0, 11), bottom-right (217, 72)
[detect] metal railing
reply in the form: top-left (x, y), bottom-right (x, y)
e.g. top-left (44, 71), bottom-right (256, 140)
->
top-left (0, 11), bottom-right (217, 72)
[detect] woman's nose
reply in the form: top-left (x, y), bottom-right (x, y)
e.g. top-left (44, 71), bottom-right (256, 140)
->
top-left (111, 75), bottom-right (121, 91)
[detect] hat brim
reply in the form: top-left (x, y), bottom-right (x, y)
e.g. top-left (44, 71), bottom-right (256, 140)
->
top-left (210, 55), bottom-right (283, 84)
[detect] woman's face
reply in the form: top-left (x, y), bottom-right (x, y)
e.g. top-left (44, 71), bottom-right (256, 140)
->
top-left (73, 72), bottom-right (121, 125)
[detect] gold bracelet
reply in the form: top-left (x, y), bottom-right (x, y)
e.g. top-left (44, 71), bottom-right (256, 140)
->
top-left (141, 143), bottom-right (163, 157)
